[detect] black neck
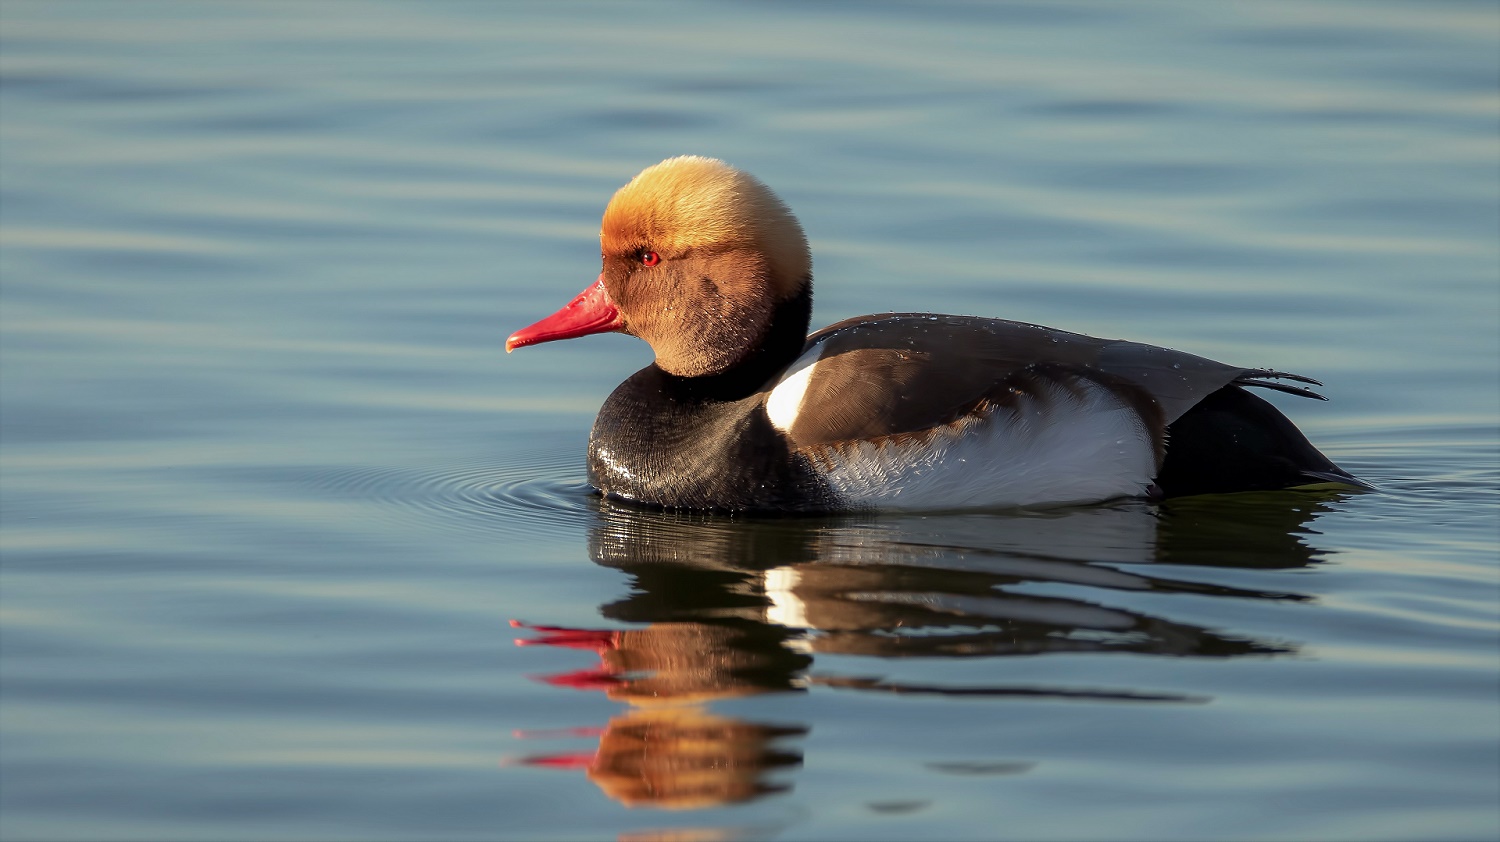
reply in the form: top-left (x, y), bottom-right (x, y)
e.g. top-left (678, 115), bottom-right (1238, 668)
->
top-left (660, 277), bottom-right (813, 402)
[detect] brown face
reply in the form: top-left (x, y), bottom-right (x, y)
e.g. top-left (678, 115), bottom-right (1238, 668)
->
top-left (598, 156), bottom-right (810, 378)
top-left (505, 156), bottom-right (812, 376)
top-left (601, 242), bottom-right (774, 378)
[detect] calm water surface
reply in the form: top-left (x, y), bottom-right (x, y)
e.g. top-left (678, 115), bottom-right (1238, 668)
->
top-left (2, 2), bottom-right (1497, 840)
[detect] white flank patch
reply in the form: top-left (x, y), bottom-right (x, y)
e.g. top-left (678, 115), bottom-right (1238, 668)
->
top-left (765, 342), bottom-right (826, 432)
top-left (811, 378), bottom-right (1156, 510)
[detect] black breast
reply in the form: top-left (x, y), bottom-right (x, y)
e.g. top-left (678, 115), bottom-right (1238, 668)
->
top-left (587, 364), bottom-right (835, 513)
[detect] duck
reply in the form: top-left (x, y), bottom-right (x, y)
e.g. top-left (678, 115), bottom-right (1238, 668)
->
top-left (507, 156), bottom-right (1366, 513)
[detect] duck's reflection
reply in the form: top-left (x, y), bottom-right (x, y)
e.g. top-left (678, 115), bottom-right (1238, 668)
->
top-left (525, 705), bottom-right (805, 811)
top-left (510, 619), bottom-right (809, 809)
top-left (511, 492), bottom-right (1342, 810)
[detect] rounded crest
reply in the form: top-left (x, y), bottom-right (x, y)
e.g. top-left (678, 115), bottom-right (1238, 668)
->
top-left (601, 156), bottom-right (810, 297)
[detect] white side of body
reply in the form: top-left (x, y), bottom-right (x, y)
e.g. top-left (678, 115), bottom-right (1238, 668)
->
top-left (768, 351), bottom-right (1157, 510)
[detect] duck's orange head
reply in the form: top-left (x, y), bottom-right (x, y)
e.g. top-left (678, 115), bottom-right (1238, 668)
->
top-left (507, 156), bottom-right (811, 378)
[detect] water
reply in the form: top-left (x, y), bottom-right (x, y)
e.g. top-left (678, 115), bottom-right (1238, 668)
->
top-left (2, 1), bottom-right (1496, 840)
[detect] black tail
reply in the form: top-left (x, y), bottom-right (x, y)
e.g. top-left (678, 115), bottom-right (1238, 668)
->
top-left (1155, 385), bottom-right (1369, 497)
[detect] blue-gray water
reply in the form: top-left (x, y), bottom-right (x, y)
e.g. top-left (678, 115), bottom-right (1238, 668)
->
top-left (2, 2), bottom-right (1497, 840)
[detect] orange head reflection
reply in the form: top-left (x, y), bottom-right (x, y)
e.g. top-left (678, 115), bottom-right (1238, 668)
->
top-left (509, 620), bottom-right (808, 810)
top-left (515, 620), bottom-right (809, 705)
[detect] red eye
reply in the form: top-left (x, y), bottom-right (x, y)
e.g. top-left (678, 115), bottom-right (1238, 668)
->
top-left (640, 250), bottom-right (660, 267)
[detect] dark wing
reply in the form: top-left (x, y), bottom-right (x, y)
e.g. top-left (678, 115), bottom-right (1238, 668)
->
top-left (774, 313), bottom-right (1311, 449)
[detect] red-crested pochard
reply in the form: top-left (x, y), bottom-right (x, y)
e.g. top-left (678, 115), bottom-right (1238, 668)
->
top-left (507, 156), bottom-right (1366, 513)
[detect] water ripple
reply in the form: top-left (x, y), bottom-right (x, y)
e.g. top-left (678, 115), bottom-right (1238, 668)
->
top-left (304, 449), bottom-right (593, 540)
